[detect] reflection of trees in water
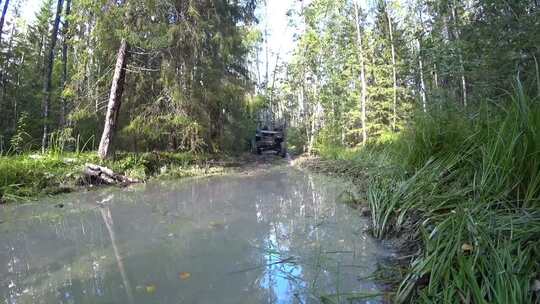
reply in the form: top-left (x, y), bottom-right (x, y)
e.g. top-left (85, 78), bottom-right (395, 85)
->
top-left (0, 170), bottom-right (381, 304)
top-left (0, 204), bottom-right (112, 303)
top-left (248, 170), bottom-right (337, 302)
top-left (99, 196), bottom-right (134, 304)
top-left (249, 170), bottom-right (381, 302)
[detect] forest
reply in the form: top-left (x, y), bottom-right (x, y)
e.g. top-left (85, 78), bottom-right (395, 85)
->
top-left (0, 0), bottom-right (539, 303)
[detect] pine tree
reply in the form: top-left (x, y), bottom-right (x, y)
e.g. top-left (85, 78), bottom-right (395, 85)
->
top-left (41, 0), bottom-right (64, 152)
top-left (98, 39), bottom-right (128, 159)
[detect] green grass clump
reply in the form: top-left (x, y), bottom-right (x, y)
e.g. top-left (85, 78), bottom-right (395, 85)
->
top-left (315, 83), bottom-right (540, 303)
top-left (388, 84), bottom-right (540, 303)
top-left (0, 151), bottom-right (213, 203)
top-left (0, 152), bottom-right (99, 202)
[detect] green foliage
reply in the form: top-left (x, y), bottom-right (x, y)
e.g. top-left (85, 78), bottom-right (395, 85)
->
top-left (374, 85), bottom-right (539, 302)
top-left (0, 0), bottom-right (258, 155)
top-left (122, 115), bottom-right (205, 152)
top-left (0, 153), bottom-right (98, 202)
top-left (286, 127), bottom-right (308, 155)
top-left (10, 112), bottom-right (31, 154)
top-left (47, 128), bottom-right (76, 155)
top-left (313, 83), bottom-right (540, 303)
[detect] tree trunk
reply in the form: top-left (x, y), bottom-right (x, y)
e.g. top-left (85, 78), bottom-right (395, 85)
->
top-left (41, 0), bottom-right (64, 152)
top-left (0, 0), bottom-right (10, 44)
top-left (419, 57), bottom-right (427, 112)
top-left (308, 79), bottom-right (321, 154)
top-left (99, 205), bottom-right (135, 304)
top-left (60, 0), bottom-right (71, 127)
top-left (386, 4), bottom-right (398, 131)
top-left (98, 39), bottom-right (129, 160)
top-left (1, 24), bottom-right (14, 115)
top-left (269, 51), bottom-right (280, 124)
top-left (534, 55), bottom-right (540, 97)
top-left (433, 63), bottom-right (439, 90)
top-left (308, 101), bottom-right (322, 155)
top-left (353, 0), bottom-right (368, 145)
top-left (264, 0), bottom-right (269, 86)
top-left (451, 0), bottom-right (467, 107)
top-left (13, 53), bottom-right (24, 130)
top-left (255, 43), bottom-right (261, 89)
top-left (418, 39), bottom-right (427, 112)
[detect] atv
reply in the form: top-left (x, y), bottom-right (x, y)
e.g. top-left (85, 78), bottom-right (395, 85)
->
top-left (252, 127), bottom-right (287, 157)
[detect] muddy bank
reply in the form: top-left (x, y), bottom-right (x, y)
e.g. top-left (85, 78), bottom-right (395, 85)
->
top-left (292, 155), bottom-right (369, 189)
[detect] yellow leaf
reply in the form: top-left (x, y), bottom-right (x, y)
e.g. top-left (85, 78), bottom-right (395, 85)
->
top-left (179, 272), bottom-right (191, 280)
top-left (145, 284), bottom-right (157, 294)
top-left (209, 221), bottom-right (225, 229)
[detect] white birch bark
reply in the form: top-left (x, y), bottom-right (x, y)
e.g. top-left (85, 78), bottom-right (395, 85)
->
top-left (417, 39), bottom-right (427, 112)
top-left (353, 0), bottom-right (368, 145)
top-left (386, 3), bottom-right (398, 130)
top-left (451, 0), bottom-right (467, 107)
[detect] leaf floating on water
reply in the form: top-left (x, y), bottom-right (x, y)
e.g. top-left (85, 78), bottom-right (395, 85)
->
top-left (461, 243), bottom-right (474, 253)
top-left (209, 221), bottom-right (225, 230)
top-left (179, 272), bottom-right (191, 280)
top-left (145, 284), bottom-right (157, 294)
top-left (307, 241), bottom-right (320, 247)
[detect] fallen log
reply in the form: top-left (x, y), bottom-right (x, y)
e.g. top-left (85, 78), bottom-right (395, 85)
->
top-left (79, 163), bottom-right (140, 186)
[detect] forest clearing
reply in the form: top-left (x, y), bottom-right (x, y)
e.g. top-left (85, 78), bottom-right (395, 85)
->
top-left (0, 0), bottom-right (539, 303)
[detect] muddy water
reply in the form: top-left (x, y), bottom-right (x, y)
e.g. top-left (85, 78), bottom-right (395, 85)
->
top-left (0, 167), bottom-right (393, 304)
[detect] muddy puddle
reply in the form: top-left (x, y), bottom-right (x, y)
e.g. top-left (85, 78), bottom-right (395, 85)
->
top-left (0, 167), bottom-right (394, 303)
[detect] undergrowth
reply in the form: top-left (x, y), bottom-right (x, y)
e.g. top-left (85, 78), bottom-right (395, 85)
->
top-left (315, 83), bottom-right (540, 303)
top-left (0, 151), bottom-right (213, 203)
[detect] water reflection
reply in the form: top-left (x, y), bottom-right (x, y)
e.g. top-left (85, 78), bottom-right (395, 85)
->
top-left (98, 196), bottom-right (134, 304)
top-left (260, 228), bottom-right (306, 303)
top-left (0, 168), bottom-right (393, 303)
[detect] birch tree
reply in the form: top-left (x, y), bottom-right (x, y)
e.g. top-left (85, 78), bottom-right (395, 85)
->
top-left (413, 0), bottom-right (427, 112)
top-left (353, 0), bottom-right (368, 144)
top-left (385, 1), bottom-right (398, 131)
top-left (418, 39), bottom-right (427, 112)
top-left (451, 0), bottom-right (467, 107)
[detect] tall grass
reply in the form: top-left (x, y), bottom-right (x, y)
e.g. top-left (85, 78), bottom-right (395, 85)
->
top-left (366, 83), bottom-right (540, 303)
top-left (0, 153), bottom-right (98, 202)
top-left (315, 83), bottom-right (540, 303)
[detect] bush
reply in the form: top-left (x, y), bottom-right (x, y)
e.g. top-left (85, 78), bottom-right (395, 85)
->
top-left (373, 84), bottom-right (540, 303)
top-left (286, 127), bottom-right (308, 155)
top-left (0, 153), bottom-right (97, 202)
